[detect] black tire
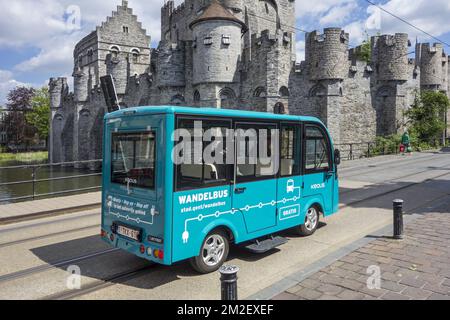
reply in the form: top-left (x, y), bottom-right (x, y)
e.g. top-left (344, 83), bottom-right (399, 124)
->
top-left (190, 229), bottom-right (230, 274)
top-left (295, 205), bottom-right (320, 237)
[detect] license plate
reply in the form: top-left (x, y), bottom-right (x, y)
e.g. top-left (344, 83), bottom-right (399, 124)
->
top-left (117, 225), bottom-right (141, 241)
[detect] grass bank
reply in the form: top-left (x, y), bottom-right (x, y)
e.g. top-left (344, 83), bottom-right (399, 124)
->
top-left (0, 151), bottom-right (48, 165)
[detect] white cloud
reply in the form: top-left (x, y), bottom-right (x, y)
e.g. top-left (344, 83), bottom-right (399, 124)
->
top-left (319, 2), bottom-right (358, 26)
top-left (0, 70), bottom-right (30, 105)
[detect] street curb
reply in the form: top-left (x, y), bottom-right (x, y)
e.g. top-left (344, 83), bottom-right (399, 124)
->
top-left (0, 203), bottom-right (101, 225)
top-left (247, 196), bottom-right (450, 300)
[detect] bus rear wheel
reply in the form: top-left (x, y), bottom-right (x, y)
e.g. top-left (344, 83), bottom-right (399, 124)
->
top-left (190, 230), bottom-right (230, 274)
top-left (295, 206), bottom-right (319, 237)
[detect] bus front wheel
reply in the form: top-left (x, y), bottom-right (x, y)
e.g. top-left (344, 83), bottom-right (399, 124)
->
top-left (190, 230), bottom-right (230, 274)
top-left (295, 206), bottom-right (320, 237)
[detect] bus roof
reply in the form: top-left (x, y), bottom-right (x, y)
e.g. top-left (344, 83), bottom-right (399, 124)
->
top-left (105, 105), bottom-right (323, 124)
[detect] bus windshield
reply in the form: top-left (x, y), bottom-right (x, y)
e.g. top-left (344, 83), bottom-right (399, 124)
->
top-left (111, 131), bottom-right (156, 189)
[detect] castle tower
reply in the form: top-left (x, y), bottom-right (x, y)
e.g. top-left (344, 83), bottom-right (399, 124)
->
top-left (189, 0), bottom-right (247, 107)
top-left (306, 28), bottom-right (349, 81)
top-left (371, 34), bottom-right (410, 136)
top-left (304, 28), bottom-right (349, 144)
top-left (49, 78), bottom-right (69, 163)
top-left (372, 34), bottom-right (409, 81)
top-left (416, 43), bottom-right (446, 91)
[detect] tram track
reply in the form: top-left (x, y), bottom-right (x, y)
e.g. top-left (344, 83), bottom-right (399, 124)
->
top-left (0, 248), bottom-right (119, 284)
top-left (41, 264), bottom-right (158, 300)
top-left (339, 163), bottom-right (450, 196)
top-left (0, 224), bottom-right (100, 249)
top-left (0, 159), bottom-right (449, 298)
top-left (340, 152), bottom-right (446, 178)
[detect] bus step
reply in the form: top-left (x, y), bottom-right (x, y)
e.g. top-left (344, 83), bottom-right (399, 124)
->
top-left (245, 236), bottom-right (288, 254)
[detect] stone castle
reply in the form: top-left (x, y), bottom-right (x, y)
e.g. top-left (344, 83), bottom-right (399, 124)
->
top-left (49, 0), bottom-right (450, 166)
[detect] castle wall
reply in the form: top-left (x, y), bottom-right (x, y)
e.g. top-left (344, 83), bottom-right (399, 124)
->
top-left (49, 0), bottom-right (450, 164)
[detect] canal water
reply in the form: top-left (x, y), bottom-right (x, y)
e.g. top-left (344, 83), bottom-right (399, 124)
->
top-left (0, 160), bottom-right (102, 204)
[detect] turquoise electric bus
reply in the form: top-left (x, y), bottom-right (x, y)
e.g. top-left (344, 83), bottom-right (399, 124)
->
top-left (101, 106), bottom-right (340, 273)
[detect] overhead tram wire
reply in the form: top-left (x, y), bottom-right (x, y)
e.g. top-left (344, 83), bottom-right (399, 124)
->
top-left (364, 0), bottom-right (450, 47)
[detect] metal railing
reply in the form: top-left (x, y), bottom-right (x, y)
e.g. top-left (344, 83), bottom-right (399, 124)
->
top-left (0, 159), bottom-right (102, 204)
top-left (336, 138), bottom-right (448, 161)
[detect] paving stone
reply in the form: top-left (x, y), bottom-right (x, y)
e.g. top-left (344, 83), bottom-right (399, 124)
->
top-left (399, 277), bottom-right (427, 288)
top-left (316, 284), bottom-right (344, 295)
top-left (382, 292), bottom-right (410, 300)
top-left (423, 284), bottom-right (450, 295)
top-left (300, 278), bottom-right (321, 290)
top-left (272, 292), bottom-right (301, 300)
top-left (381, 280), bottom-right (406, 293)
top-left (340, 279), bottom-right (364, 291)
top-left (402, 287), bottom-right (433, 300)
top-left (293, 288), bottom-right (322, 300)
top-left (428, 293), bottom-right (450, 301)
top-left (337, 290), bottom-right (366, 300)
top-left (318, 294), bottom-right (341, 300)
top-left (286, 285), bottom-right (303, 295)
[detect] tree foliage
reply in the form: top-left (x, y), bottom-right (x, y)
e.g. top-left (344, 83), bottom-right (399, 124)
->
top-left (406, 90), bottom-right (449, 144)
top-left (25, 87), bottom-right (50, 139)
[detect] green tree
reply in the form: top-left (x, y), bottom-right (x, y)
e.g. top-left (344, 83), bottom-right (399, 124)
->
top-left (406, 90), bottom-right (449, 145)
top-left (25, 87), bottom-right (50, 140)
top-left (355, 32), bottom-right (373, 63)
top-left (5, 86), bottom-right (35, 148)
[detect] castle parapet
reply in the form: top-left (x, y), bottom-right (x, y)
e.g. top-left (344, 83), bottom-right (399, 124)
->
top-left (371, 33), bottom-right (409, 81)
top-left (306, 28), bottom-right (349, 81)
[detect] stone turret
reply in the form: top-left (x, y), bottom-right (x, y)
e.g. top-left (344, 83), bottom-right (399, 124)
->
top-left (306, 28), bottom-right (349, 81)
top-left (155, 42), bottom-right (186, 87)
top-left (73, 69), bottom-right (89, 102)
top-left (190, 0), bottom-right (247, 85)
top-left (416, 43), bottom-right (446, 90)
top-left (49, 77), bottom-right (68, 110)
top-left (372, 33), bottom-right (409, 81)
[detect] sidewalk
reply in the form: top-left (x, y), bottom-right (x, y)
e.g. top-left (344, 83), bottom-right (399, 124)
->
top-left (0, 192), bottom-right (101, 224)
top-left (271, 209), bottom-right (450, 300)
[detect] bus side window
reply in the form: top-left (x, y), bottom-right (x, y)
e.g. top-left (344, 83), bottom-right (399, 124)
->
top-left (235, 123), bottom-right (278, 182)
top-left (280, 124), bottom-right (301, 177)
top-left (304, 125), bottom-right (331, 173)
top-left (175, 118), bottom-right (231, 191)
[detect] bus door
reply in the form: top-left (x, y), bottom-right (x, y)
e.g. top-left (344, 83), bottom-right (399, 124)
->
top-left (103, 114), bottom-right (165, 255)
top-left (302, 124), bottom-right (335, 213)
top-left (232, 122), bottom-right (278, 233)
top-left (277, 123), bottom-right (303, 224)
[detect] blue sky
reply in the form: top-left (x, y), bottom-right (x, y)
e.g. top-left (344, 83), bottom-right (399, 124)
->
top-left (1, 0), bottom-right (450, 105)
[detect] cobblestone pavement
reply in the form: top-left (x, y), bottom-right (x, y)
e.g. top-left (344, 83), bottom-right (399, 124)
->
top-left (272, 211), bottom-right (450, 300)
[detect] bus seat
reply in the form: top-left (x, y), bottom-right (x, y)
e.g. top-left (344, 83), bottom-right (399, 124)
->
top-left (237, 164), bottom-right (255, 177)
top-left (281, 159), bottom-right (294, 176)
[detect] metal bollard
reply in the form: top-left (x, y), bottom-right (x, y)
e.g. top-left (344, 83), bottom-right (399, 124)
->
top-left (219, 265), bottom-right (239, 301)
top-left (393, 199), bottom-right (404, 240)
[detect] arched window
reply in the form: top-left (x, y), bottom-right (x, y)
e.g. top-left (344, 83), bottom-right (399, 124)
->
top-left (171, 94), bottom-right (185, 106)
top-left (253, 86), bottom-right (267, 98)
top-left (110, 46), bottom-right (120, 59)
top-left (274, 103), bottom-right (286, 115)
top-left (87, 49), bottom-right (94, 63)
top-left (193, 90), bottom-right (201, 103)
top-left (279, 86), bottom-right (289, 98)
top-left (130, 48), bottom-right (140, 63)
top-left (78, 55), bottom-right (83, 67)
top-left (219, 87), bottom-right (236, 109)
top-left (309, 84), bottom-right (327, 97)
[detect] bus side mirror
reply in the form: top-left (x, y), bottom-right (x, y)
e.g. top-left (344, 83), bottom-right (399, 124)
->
top-left (334, 149), bottom-right (341, 166)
